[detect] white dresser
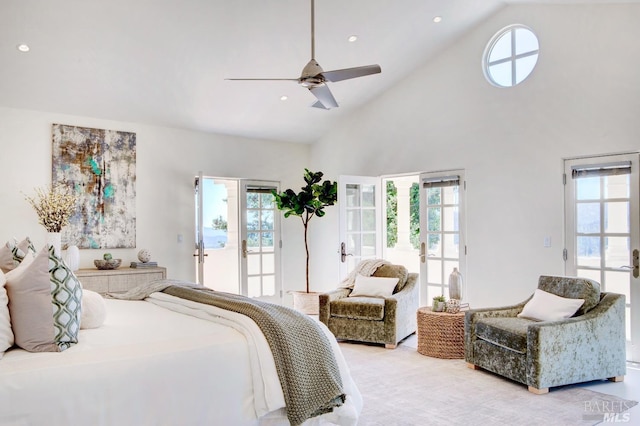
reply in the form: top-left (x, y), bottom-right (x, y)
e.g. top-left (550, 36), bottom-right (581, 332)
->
top-left (75, 267), bottom-right (167, 294)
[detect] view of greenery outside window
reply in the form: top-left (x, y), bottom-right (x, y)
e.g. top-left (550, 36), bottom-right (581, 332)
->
top-left (246, 192), bottom-right (275, 250)
top-left (426, 186), bottom-right (444, 251)
top-left (385, 181), bottom-right (422, 249)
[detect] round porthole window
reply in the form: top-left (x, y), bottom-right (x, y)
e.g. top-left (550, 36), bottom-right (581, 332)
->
top-left (483, 24), bottom-right (539, 88)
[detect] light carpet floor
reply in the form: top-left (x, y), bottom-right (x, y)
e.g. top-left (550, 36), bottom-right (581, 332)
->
top-left (338, 342), bottom-right (638, 426)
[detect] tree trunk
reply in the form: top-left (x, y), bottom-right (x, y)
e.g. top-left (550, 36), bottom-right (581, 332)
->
top-left (304, 220), bottom-right (310, 293)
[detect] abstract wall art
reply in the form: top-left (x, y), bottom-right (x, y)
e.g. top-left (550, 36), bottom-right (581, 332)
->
top-left (52, 124), bottom-right (136, 249)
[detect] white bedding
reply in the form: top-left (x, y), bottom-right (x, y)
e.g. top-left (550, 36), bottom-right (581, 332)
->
top-left (0, 296), bottom-right (361, 425)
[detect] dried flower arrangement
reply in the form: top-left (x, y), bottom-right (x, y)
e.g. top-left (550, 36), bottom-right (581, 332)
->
top-left (24, 185), bottom-right (77, 232)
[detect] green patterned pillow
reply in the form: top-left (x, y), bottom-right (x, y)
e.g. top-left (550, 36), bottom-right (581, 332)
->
top-left (0, 237), bottom-right (37, 273)
top-left (0, 240), bottom-right (22, 272)
top-left (5, 245), bottom-right (82, 352)
top-left (48, 245), bottom-right (83, 349)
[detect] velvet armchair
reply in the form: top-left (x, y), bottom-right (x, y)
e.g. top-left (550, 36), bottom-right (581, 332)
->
top-left (465, 275), bottom-right (626, 394)
top-left (319, 264), bottom-right (418, 349)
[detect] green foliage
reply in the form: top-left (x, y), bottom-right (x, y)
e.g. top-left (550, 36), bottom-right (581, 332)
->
top-left (385, 181), bottom-right (421, 249)
top-left (273, 169), bottom-right (337, 223)
top-left (272, 169), bottom-right (338, 293)
top-left (410, 183), bottom-right (420, 249)
top-left (386, 181), bottom-right (398, 247)
top-left (211, 215), bottom-right (228, 231)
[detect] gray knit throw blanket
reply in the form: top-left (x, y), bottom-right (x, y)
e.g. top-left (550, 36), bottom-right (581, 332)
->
top-left (161, 286), bottom-right (345, 425)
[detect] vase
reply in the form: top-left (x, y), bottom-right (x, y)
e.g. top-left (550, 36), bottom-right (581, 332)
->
top-left (448, 267), bottom-right (463, 301)
top-left (47, 232), bottom-right (62, 257)
top-left (64, 245), bottom-right (80, 271)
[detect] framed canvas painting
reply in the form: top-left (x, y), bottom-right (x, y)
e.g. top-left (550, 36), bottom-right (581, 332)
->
top-left (52, 124), bottom-right (136, 249)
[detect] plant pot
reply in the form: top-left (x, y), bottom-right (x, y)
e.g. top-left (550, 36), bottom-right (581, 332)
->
top-left (292, 291), bottom-right (320, 315)
top-left (432, 300), bottom-right (446, 312)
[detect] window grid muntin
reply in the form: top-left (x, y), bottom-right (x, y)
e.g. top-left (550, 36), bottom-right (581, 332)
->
top-left (484, 24), bottom-right (539, 88)
top-left (425, 185), bottom-right (460, 299)
top-left (246, 190), bottom-right (276, 297)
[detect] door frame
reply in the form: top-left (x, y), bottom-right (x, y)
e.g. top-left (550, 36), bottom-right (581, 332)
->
top-left (563, 152), bottom-right (639, 361)
top-left (338, 175), bottom-right (382, 279)
top-left (418, 170), bottom-right (466, 307)
top-left (240, 179), bottom-right (282, 303)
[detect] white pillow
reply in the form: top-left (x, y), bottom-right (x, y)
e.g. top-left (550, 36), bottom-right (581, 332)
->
top-left (349, 274), bottom-right (399, 298)
top-left (517, 288), bottom-right (585, 322)
top-left (0, 270), bottom-right (14, 359)
top-left (81, 290), bottom-right (107, 329)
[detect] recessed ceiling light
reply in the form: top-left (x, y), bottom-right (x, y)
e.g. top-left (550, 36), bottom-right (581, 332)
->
top-left (280, 95), bottom-right (288, 101)
top-left (433, 16), bottom-right (442, 23)
top-left (348, 35), bottom-right (358, 43)
top-left (17, 44), bottom-right (30, 52)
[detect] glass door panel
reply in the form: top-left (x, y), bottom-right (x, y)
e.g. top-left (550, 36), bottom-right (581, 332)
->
top-left (339, 176), bottom-right (381, 278)
top-left (419, 172), bottom-right (465, 307)
top-left (565, 154), bottom-right (639, 361)
top-left (240, 181), bottom-right (281, 303)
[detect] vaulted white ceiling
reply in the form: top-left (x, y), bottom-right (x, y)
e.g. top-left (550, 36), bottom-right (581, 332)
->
top-left (0, 1), bottom-right (634, 143)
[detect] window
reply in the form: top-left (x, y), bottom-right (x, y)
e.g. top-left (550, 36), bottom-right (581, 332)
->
top-left (483, 24), bottom-right (539, 87)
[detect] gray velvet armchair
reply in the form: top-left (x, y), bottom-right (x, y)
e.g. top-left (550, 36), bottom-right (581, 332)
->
top-left (465, 275), bottom-right (626, 394)
top-left (319, 264), bottom-right (418, 349)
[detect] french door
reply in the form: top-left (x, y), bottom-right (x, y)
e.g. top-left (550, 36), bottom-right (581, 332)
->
top-left (194, 174), bottom-right (281, 302)
top-left (240, 180), bottom-right (281, 304)
top-left (564, 154), bottom-right (639, 361)
top-left (418, 171), bottom-right (466, 307)
top-left (338, 176), bottom-right (382, 278)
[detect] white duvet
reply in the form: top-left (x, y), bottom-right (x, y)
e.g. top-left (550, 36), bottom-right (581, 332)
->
top-left (0, 295), bottom-right (361, 426)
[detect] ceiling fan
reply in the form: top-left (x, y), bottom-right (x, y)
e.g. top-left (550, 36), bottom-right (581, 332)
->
top-left (226, 0), bottom-right (381, 110)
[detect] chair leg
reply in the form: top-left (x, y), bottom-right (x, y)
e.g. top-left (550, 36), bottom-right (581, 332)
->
top-left (466, 363), bottom-right (480, 370)
top-left (528, 386), bottom-right (549, 395)
top-left (384, 343), bottom-right (397, 349)
top-left (608, 376), bottom-right (624, 383)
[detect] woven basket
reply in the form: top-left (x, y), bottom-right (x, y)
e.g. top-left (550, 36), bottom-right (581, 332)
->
top-left (416, 307), bottom-right (465, 359)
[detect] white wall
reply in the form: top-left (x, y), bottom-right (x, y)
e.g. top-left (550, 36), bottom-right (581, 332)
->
top-left (0, 106), bottom-right (309, 291)
top-left (309, 3), bottom-right (640, 307)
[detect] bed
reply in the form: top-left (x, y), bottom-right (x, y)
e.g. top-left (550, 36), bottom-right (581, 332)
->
top-left (0, 284), bottom-right (362, 425)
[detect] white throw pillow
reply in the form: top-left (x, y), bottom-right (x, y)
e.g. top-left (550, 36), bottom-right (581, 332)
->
top-left (517, 288), bottom-right (585, 322)
top-left (349, 274), bottom-right (399, 298)
top-left (0, 270), bottom-right (14, 359)
top-left (81, 290), bottom-right (107, 329)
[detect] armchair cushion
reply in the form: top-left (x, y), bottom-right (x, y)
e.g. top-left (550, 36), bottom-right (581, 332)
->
top-left (475, 317), bottom-right (533, 354)
top-left (372, 264), bottom-right (408, 293)
top-left (537, 275), bottom-right (600, 315)
top-left (517, 289), bottom-right (584, 322)
top-left (330, 297), bottom-right (385, 321)
top-left (349, 274), bottom-right (398, 298)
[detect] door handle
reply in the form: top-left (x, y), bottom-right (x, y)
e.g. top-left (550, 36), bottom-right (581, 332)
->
top-left (419, 242), bottom-right (426, 263)
top-left (193, 240), bottom-right (208, 261)
top-left (242, 240), bottom-right (253, 258)
top-left (340, 242), bottom-right (352, 263)
top-left (621, 248), bottom-right (639, 278)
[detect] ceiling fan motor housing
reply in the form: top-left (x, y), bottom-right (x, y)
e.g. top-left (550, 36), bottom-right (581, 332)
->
top-left (299, 59), bottom-right (325, 86)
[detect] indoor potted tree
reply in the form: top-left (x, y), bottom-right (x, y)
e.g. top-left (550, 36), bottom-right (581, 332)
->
top-left (272, 169), bottom-right (337, 314)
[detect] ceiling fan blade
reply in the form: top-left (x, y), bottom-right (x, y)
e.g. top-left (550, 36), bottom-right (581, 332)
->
top-left (225, 78), bottom-right (298, 81)
top-left (321, 64), bottom-right (382, 82)
top-left (309, 84), bottom-right (338, 109)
